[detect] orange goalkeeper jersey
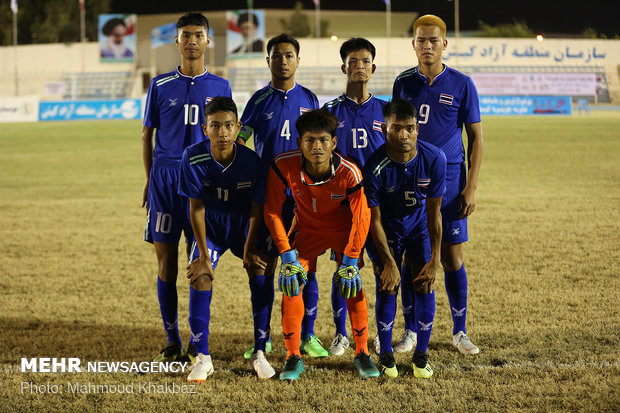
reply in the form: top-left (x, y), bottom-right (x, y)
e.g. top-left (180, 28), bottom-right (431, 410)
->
top-left (264, 149), bottom-right (370, 259)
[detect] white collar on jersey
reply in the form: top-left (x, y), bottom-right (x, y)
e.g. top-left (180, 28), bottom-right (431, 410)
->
top-left (344, 93), bottom-right (373, 106)
top-left (269, 82), bottom-right (298, 94)
top-left (416, 64), bottom-right (447, 83)
top-left (175, 66), bottom-right (208, 79)
top-left (300, 153), bottom-right (341, 186)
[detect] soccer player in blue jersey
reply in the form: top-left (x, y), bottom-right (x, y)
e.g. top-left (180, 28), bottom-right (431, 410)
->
top-left (142, 12), bottom-right (232, 364)
top-left (179, 96), bottom-right (276, 381)
top-left (323, 37), bottom-right (388, 356)
top-left (237, 33), bottom-right (327, 359)
top-left (392, 14), bottom-right (483, 355)
top-left (364, 98), bottom-right (446, 378)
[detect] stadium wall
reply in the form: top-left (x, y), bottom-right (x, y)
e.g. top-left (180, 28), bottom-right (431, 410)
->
top-left (0, 37), bottom-right (618, 101)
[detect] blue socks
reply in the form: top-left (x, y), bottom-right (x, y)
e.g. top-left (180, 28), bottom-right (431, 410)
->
top-left (157, 277), bottom-right (182, 346)
top-left (331, 278), bottom-right (348, 336)
top-left (445, 264), bottom-right (468, 335)
top-left (414, 290), bottom-right (435, 354)
top-left (400, 265), bottom-right (417, 333)
top-left (249, 274), bottom-right (273, 352)
top-left (301, 272), bottom-right (318, 339)
top-left (188, 286), bottom-right (212, 355)
top-left (375, 274), bottom-right (397, 354)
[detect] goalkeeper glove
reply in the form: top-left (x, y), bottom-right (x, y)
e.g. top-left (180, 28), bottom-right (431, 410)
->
top-left (278, 249), bottom-right (307, 297)
top-left (334, 253), bottom-right (361, 299)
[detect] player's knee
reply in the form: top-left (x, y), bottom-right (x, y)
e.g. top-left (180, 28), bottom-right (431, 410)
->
top-left (190, 274), bottom-right (212, 291)
top-left (440, 244), bottom-right (463, 272)
top-left (158, 264), bottom-right (178, 283)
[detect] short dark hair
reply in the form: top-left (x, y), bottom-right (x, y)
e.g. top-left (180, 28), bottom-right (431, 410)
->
top-left (266, 33), bottom-right (300, 56)
top-left (102, 18), bottom-right (125, 36)
top-left (382, 98), bottom-right (418, 121)
top-left (296, 109), bottom-right (339, 138)
top-left (238, 12), bottom-right (259, 27)
top-left (177, 12), bottom-right (209, 32)
top-left (339, 37), bottom-right (376, 62)
top-left (204, 96), bottom-right (238, 121)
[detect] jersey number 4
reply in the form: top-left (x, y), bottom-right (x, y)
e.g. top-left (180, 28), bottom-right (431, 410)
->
top-left (280, 120), bottom-right (291, 140)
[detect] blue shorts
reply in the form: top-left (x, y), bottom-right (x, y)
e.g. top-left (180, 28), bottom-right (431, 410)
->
top-left (144, 160), bottom-right (193, 244)
top-left (365, 224), bottom-right (431, 271)
top-left (189, 210), bottom-right (248, 270)
top-left (189, 210), bottom-right (273, 269)
top-left (441, 162), bottom-right (468, 244)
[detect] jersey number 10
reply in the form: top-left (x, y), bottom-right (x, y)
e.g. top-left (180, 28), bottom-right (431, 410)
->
top-left (184, 104), bottom-right (199, 125)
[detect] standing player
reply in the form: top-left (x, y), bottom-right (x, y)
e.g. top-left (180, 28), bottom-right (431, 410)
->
top-left (264, 110), bottom-right (380, 380)
top-left (392, 14), bottom-right (483, 355)
top-left (142, 12), bottom-right (232, 363)
top-left (179, 97), bottom-right (276, 381)
top-left (364, 99), bottom-right (446, 379)
top-left (237, 33), bottom-right (327, 359)
top-left (323, 37), bottom-right (388, 356)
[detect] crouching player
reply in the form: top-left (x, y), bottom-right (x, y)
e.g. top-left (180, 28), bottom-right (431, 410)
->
top-left (179, 97), bottom-right (276, 381)
top-left (363, 99), bottom-right (446, 378)
top-left (264, 109), bottom-right (380, 380)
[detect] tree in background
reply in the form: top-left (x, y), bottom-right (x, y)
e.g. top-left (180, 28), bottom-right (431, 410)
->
top-left (476, 20), bottom-right (534, 38)
top-left (0, 0), bottom-right (111, 45)
top-left (280, 2), bottom-right (310, 38)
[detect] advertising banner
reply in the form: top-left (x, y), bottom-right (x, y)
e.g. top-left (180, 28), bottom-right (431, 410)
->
top-left (39, 99), bottom-right (141, 121)
top-left (479, 96), bottom-right (572, 115)
top-left (471, 73), bottom-right (597, 96)
top-left (0, 96), bottom-right (39, 123)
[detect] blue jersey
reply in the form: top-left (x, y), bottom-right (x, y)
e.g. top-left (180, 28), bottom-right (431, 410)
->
top-left (178, 142), bottom-right (263, 216)
top-left (323, 94), bottom-right (388, 166)
top-left (144, 67), bottom-right (232, 163)
top-left (239, 82), bottom-right (319, 167)
top-left (392, 65), bottom-right (480, 164)
top-left (363, 141), bottom-right (446, 239)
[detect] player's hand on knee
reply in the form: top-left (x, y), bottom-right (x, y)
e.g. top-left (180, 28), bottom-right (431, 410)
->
top-left (413, 261), bottom-right (437, 294)
top-left (187, 257), bottom-right (214, 284)
top-left (334, 253), bottom-right (361, 299)
top-left (243, 248), bottom-right (268, 272)
top-left (278, 249), bottom-right (306, 297)
top-left (380, 259), bottom-right (401, 292)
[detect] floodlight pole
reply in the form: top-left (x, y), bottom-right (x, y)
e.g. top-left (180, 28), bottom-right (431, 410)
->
top-left (454, 0), bottom-right (460, 67)
top-left (13, 11), bottom-right (18, 96)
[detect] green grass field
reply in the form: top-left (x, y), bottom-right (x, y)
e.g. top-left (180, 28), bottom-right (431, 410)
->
top-left (1, 112), bottom-right (619, 412)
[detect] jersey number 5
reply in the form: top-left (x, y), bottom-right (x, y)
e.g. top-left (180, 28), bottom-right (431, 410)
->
top-left (404, 191), bottom-right (418, 207)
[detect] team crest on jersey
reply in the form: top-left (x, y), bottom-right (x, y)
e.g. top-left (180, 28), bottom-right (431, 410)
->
top-left (237, 181), bottom-right (252, 189)
top-left (331, 193), bottom-right (345, 200)
top-left (439, 93), bottom-right (454, 105)
top-left (300, 107), bottom-right (311, 115)
top-left (418, 178), bottom-right (431, 187)
top-left (372, 120), bottom-right (383, 132)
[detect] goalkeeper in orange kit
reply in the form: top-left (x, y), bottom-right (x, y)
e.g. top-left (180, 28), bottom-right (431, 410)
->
top-left (263, 109), bottom-right (380, 381)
